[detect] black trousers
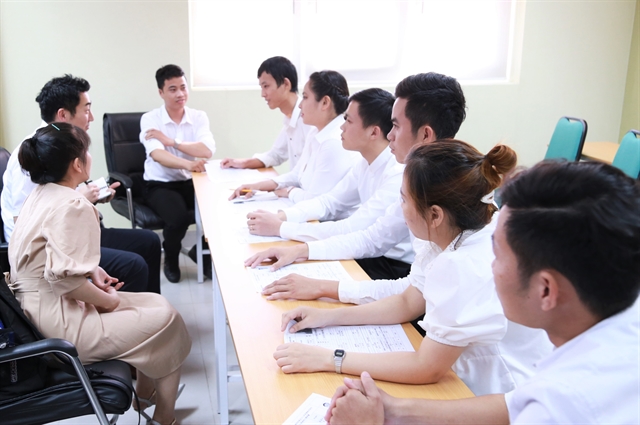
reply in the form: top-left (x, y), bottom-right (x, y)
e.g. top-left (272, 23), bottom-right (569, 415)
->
top-left (100, 227), bottom-right (162, 294)
top-left (356, 256), bottom-right (412, 280)
top-left (144, 180), bottom-right (195, 265)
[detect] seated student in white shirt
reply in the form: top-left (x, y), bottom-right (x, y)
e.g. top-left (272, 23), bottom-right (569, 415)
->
top-left (140, 64), bottom-right (215, 283)
top-left (244, 73), bottom-right (466, 280)
top-left (247, 88), bottom-right (405, 236)
top-left (325, 160), bottom-right (640, 425)
top-left (273, 140), bottom-right (553, 396)
top-left (230, 70), bottom-right (359, 203)
top-left (220, 56), bottom-right (311, 170)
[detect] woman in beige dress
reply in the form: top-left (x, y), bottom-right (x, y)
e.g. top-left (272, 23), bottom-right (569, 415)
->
top-left (8, 123), bottom-right (190, 425)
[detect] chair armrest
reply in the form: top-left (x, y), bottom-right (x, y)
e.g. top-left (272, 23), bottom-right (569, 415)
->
top-left (0, 338), bottom-right (78, 362)
top-left (108, 172), bottom-right (133, 189)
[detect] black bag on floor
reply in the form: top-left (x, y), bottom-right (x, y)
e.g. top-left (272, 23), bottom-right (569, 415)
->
top-left (0, 276), bottom-right (47, 399)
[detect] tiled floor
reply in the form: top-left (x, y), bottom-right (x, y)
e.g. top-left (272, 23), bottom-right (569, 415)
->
top-left (55, 231), bottom-right (254, 425)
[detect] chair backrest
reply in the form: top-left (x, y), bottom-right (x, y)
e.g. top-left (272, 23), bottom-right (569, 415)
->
top-left (103, 112), bottom-right (146, 176)
top-left (0, 147), bottom-right (11, 246)
top-left (612, 130), bottom-right (640, 179)
top-left (544, 116), bottom-right (588, 161)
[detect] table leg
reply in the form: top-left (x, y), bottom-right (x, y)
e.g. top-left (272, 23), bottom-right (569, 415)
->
top-left (213, 265), bottom-right (229, 425)
top-left (195, 197), bottom-right (204, 283)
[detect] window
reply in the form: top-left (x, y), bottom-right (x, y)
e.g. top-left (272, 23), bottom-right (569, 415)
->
top-left (189, 0), bottom-right (524, 89)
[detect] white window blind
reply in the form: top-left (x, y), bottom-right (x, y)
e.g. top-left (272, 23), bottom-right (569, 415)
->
top-left (189, 0), bottom-right (524, 89)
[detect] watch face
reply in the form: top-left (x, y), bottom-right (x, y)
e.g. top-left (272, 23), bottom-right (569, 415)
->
top-left (335, 349), bottom-right (345, 358)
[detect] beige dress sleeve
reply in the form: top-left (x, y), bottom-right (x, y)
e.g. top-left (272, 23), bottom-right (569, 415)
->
top-left (42, 197), bottom-right (101, 297)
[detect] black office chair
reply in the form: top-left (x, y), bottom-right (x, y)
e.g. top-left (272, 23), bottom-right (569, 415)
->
top-left (103, 112), bottom-right (165, 230)
top-left (0, 277), bottom-right (133, 425)
top-left (0, 147), bottom-right (12, 273)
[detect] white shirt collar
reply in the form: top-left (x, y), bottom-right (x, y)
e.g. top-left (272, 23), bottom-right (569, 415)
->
top-left (537, 298), bottom-right (640, 370)
top-left (315, 114), bottom-right (344, 144)
top-left (368, 146), bottom-right (395, 173)
top-left (161, 105), bottom-right (192, 126)
top-left (285, 96), bottom-right (303, 129)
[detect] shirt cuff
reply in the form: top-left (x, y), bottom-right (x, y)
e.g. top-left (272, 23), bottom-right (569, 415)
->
top-left (252, 152), bottom-right (275, 168)
top-left (338, 280), bottom-right (363, 304)
top-left (279, 221), bottom-right (298, 240)
top-left (282, 207), bottom-right (306, 223)
top-left (288, 188), bottom-right (302, 203)
top-left (306, 240), bottom-right (326, 260)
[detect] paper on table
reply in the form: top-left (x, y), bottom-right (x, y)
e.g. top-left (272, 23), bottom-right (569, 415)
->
top-left (236, 228), bottom-right (287, 244)
top-left (231, 191), bottom-right (278, 204)
top-left (248, 261), bottom-right (353, 291)
top-left (284, 322), bottom-right (415, 353)
top-left (283, 393), bottom-right (331, 425)
top-left (229, 197), bottom-right (294, 218)
top-left (205, 160), bottom-right (264, 184)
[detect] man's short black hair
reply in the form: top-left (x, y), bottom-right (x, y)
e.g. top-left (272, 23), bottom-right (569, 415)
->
top-left (394, 72), bottom-right (466, 139)
top-left (35, 74), bottom-right (91, 123)
top-left (156, 64), bottom-right (185, 90)
top-left (501, 161), bottom-right (640, 319)
top-left (257, 56), bottom-right (298, 93)
top-left (348, 88), bottom-right (395, 138)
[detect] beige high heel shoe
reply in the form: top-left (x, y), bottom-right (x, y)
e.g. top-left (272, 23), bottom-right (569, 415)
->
top-left (134, 383), bottom-right (186, 422)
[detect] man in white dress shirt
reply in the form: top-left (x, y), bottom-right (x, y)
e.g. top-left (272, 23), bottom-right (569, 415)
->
top-left (140, 64), bottom-right (215, 283)
top-left (1, 75), bottom-right (162, 293)
top-left (220, 56), bottom-right (310, 170)
top-left (324, 161), bottom-right (640, 425)
top-left (246, 72), bottom-right (467, 282)
top-left (246, 88), bottom-right (411, 279)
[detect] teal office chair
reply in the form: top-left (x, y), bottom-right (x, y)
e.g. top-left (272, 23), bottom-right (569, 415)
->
top-left (544, 116), bottom-right (588, 161)
top-left (612, 130), bottom-right (640, 178)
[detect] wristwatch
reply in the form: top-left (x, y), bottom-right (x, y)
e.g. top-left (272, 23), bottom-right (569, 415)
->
top-left (334, 349), bottom-right (346, 374)
top-left (174, 138), bottom-right (182, 147)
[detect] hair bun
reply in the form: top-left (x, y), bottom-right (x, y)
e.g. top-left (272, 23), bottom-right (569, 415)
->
top-left (481, 144), bottom-right (517, 188)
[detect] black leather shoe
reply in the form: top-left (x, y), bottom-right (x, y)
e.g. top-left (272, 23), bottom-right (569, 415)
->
top-left (164, 261), bottom-right (181, 283)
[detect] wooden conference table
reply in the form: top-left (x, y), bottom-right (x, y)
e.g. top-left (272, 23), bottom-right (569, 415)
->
top-left (192, 172), bottom-right (473, 425)
top-left (581, 141), bottom-right (619, 164)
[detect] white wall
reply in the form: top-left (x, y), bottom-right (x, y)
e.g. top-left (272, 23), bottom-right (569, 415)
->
top-left (0, 0), bottom-right (635, 227)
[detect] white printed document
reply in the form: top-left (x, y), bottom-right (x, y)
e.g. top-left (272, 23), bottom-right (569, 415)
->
top-left (283, 393), bottom-right (331, 425)
top-left (205, 160), bottom-right (264, 184)
top-left (248, 261), bottom-right (353, 291)
top-left (284, 322), bottom-right (415, 353)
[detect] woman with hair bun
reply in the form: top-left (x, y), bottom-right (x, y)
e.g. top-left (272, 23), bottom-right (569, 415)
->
top-left (231, 70), bottom-right (359, 205)
top-left (272, 139), bottom-right (553, 396)
top-left (10, 123), bottom-right (190, 425)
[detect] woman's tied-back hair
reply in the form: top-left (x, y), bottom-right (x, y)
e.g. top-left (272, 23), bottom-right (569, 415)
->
top-left (404, 139), bottom-right (517, 231)
top-left (19, 123), bottom-right (91, 184)
top-left (308, 70), bottom-right (350, 115)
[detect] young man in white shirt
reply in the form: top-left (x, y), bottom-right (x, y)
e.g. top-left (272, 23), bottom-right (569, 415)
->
top-left (220, 56), bottom-right (310, 170)
top-left (324, 161), bottom-right (640, 425)
top-left (140, 64), bottom-right (215, 283)
top-left (1, 74), bottom-right (162, 294)
top-left (245, 72), bottom-right (467, 282)
top-left (246, 88), bottom-right (410, 279)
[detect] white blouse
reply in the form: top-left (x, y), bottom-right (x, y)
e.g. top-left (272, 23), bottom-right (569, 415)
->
top-left (413, 215), bottom-right (553, 395)
top-left (272, 115), bottom-right (359, 203)
top-left (339, 214), bottom-right (553, 395)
